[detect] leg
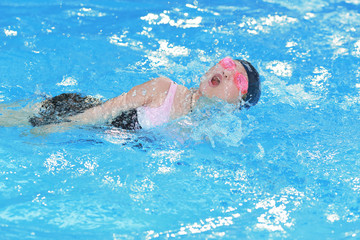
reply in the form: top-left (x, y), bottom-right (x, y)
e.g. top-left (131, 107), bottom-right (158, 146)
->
top-left (0, 101), bottom-right (40, 127)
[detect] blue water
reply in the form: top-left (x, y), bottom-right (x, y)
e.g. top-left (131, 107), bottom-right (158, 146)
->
top-left (1, 0), bottom-right (360, 239)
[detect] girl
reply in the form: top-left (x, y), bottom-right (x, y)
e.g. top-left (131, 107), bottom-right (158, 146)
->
top-left (2, 57), bottom-right (261, 132)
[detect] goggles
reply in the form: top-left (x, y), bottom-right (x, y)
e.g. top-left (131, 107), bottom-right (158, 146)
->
top-left (219, 57), bottom-right (248, 95)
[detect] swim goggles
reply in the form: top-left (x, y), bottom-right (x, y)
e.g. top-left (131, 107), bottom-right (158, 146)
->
top-left (219, 57), bottom-right (248, 95)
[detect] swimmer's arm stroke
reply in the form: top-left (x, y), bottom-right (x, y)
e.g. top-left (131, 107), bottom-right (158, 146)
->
top-left (31, 77), bottom-right (171, 135)
top-left (68, 76), bottom-right (171, 125)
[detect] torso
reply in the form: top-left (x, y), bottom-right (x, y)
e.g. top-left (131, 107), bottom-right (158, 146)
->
top-left (171, 83), bottom-right (193, 119)
top-left (136, 78), bottom-right (193, 128)
top-left (145, 77), bottom-right (193, 119)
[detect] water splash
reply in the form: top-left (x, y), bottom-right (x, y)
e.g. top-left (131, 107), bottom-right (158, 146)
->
top-left (183, 97), bottom-right (245, 148)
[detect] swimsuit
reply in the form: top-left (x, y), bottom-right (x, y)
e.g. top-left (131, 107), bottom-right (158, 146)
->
top-left (137, 81), bottom-right (177, 129)
top-left (110, 109), bottom-right (142, 130)
top-left (112, 81), bottom-right (177, 130)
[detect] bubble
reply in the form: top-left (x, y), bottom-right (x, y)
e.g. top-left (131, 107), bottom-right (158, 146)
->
top-left (142, 89), bottom-right (147, 96)
top-left (132, 90), bottom-right (137, 97)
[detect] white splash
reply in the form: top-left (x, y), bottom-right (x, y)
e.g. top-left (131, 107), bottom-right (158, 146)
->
top-left (67, 7), bottom-right (106, 17)
top-left (333, 48), bottom-right (349, 58)
top-left (352, 40), bottom-right (360, 57)
top-left (109, 32), bottom-right (129, 47)
top-left (151, 149), bottom-right (183, 162)
top-left (109, 32), bottom-right (143, 50)
top-left (44, 152), bottom-right (72, 173)
top-left (331, 34), bottom-right (347, 47)
top-left (310, 66), bottom-right (331, 88)
top-left (345, 0), bottom-right (360, 4)
top-left (156, 166), bottom-right (173, 174)
top-left (266, 61), bottom-right (293, 77)
top-left (304, 12), bottom-right (316, 19)
top-left (57, 76), bottom-right (78, 86)
top-left (185, 3), bottom-right (197, 9)
top-left (146, 213), bottom-right (240, 238)
top-left (239, 14), bottom-right (298, 35)
top-left (256, 203), bottom-right (292, 232)
top-left (341, 67), bottom-right (360, 109)
top-left (4, 29), bottom-right (17, 36)
top-left (146, 54), bottom-right (169, 68)
top-left (146, 40), bottom-right (190, 67)
top-left (140, 13), bottom-right (159, 23)
top-left (158, 40), bottom-right (189, 57)
top-left (130, 177), bottom-right (155, 201)
top-left (261, 15), bottom-right (298, 26)
top-left (138, 27), bottom-right (153, 38)
top-left (326, 213), bottom-right (340, 223)
top-left (255, 187), bottom-right (304, 232)
top-left (141, 11), bottom-right (202, 29)
top-left (286, 41), bottom-right (298, 48)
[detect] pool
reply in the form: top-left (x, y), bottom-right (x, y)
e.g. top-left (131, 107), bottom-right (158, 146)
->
top-left (1, 0), bottom-right (360, 239)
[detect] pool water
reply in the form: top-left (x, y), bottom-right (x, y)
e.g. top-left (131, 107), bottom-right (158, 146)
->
top-left (1, 0), bottom-right (360, 239)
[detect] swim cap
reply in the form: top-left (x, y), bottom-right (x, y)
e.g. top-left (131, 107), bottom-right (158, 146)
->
top-left (235, 59), bottom-right (261, 109)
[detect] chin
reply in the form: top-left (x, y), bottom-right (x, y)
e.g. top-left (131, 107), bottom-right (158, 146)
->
top-left (198, 81), bottom-right (207, 93)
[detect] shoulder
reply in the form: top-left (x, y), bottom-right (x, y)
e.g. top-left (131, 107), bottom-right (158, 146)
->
top-left (129, 76), bottom-right (172, 93)
top-left (146, 76), bottom-right (173, 93)
top-left (123, 76), bottom-right (173, 107)
top-left (152, 76), bottom-right (173, 86)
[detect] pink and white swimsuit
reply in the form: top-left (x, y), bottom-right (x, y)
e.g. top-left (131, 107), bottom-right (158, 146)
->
top-left (137, 81), bottom-right (177, 129)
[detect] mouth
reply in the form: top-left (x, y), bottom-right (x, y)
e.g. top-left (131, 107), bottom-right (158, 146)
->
top-left (209, 73), bottom-right (222, 87)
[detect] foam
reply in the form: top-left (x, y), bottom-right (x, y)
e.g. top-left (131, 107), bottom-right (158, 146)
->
top-left (56, 76), bottom-right (78, 86)
top-left (141, 11), bottom-right (202, 29)
top-left (255, 187), bottom-right (304, 232)
top-left (353, 40), bottom-right (360, 57)
top-left (67, 7), bottom-right (106, 18)
top-left (4, 29), bottom-right (17, 37)
top-left (345, 0), bottom-right (360, 4)
top-left (239, 15), bottom-right (298, 35)
top-left (109, 32), bottom-right (144, 50)
top-left (265, 61), bottom-right (293, 77)
top-left (146, 40), bottom-right (190, 68)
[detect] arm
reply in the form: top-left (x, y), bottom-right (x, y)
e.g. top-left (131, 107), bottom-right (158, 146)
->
top-left (30, 76), bottom-right (172, 136)
top-left (67, 76), bottom-right (172, 126)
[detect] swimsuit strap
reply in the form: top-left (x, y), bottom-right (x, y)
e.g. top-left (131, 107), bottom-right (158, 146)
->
top-left (136, 81), bottom-right (177, 129)
top-left (161, 81), bottom-right (177, 113)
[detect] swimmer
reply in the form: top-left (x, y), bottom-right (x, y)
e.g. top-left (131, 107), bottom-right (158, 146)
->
top-left (0, 57), bottom-right (261, 133)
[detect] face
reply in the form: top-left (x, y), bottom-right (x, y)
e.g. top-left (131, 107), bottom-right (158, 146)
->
top-left (199, 57), bottom-right (248, 103)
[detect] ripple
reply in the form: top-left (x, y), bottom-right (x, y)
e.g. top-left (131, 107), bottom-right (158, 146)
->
top-left (66, 7), bottom-right (106, 18)
top-left (263, 0), bottom-right (329, 12)
top-left (239, 14), bottom-right (298, 35)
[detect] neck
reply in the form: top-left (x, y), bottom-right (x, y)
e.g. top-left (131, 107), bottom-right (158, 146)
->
top-left (189, 88), bottom-right (202, 111)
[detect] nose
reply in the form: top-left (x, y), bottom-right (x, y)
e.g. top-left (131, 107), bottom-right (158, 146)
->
top-left (223, 68), bottom-right (234, 80)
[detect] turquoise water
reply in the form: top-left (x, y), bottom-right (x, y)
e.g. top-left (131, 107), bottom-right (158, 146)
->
top-left (1, 0), bottom-right (360, 239)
